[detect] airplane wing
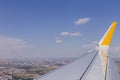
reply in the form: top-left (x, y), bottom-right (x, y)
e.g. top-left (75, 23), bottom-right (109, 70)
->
top-left (34, 21), bottom-right (120, 80)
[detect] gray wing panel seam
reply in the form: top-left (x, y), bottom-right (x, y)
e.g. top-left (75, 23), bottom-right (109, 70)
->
top-left (79, 51), bottom-right (98, 80)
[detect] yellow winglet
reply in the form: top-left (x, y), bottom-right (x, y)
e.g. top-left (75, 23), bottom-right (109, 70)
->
top-left (99, 21), bottom-right (117, 46)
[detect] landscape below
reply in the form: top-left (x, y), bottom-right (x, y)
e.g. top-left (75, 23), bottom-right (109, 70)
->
top-left (0, 58), bottom-right (120, 80)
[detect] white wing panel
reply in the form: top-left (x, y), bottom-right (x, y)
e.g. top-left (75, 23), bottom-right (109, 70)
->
top-left (84, 53), bottom-right (104, 80)
top-left (34, 51), bottom-right (97, 80)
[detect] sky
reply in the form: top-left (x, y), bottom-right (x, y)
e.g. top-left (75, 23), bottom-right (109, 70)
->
top-left (0, 0), bottom-right (120, 59)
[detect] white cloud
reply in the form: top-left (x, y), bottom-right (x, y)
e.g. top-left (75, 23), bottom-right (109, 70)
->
top-left (75, 17), bottom-right (90, 25)
top-left (82, 44), bottom-right (94, 48)
top-left (60, 32), bottom-right (81, 37)
top-left (82, 41), bottom-right (98, 49)
top-left (93, 41), bottom-right (98, 44)
top-left (0, 36), bottom-right (32, 51)
top-left (55, 38), bottom-right (63, 44)
top-left (0, 36), bottom-right (35, 59)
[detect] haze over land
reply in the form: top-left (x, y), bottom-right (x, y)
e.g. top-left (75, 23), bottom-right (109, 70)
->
top-left (0, 58), bottom-right (75, 80)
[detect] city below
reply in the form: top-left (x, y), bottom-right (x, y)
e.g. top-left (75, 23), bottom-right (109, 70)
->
top-left (0, 58), bottom-right (76, 80)
top-left (0, 58), bottom-right (120, 80)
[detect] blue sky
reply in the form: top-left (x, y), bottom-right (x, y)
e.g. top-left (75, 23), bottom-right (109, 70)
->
top-left (0, 0), bottom-right (120, 59)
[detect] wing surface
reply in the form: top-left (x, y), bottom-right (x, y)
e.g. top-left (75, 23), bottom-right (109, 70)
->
top-left (34, 51), bottom-right (97, 80)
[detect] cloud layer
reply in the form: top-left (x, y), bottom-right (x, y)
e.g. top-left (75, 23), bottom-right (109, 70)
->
top-left (55, 38), bottom-right (63, 44)
top-left (0, 36), bottom-right (32, 52)
top-left (75, 17), bottom-right (90, 25)
top-left (60, 32), bottom-right (81, 37)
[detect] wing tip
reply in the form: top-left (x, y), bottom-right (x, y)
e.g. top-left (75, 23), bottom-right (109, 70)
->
top-left (99, 21), bottom-right (117, 46)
